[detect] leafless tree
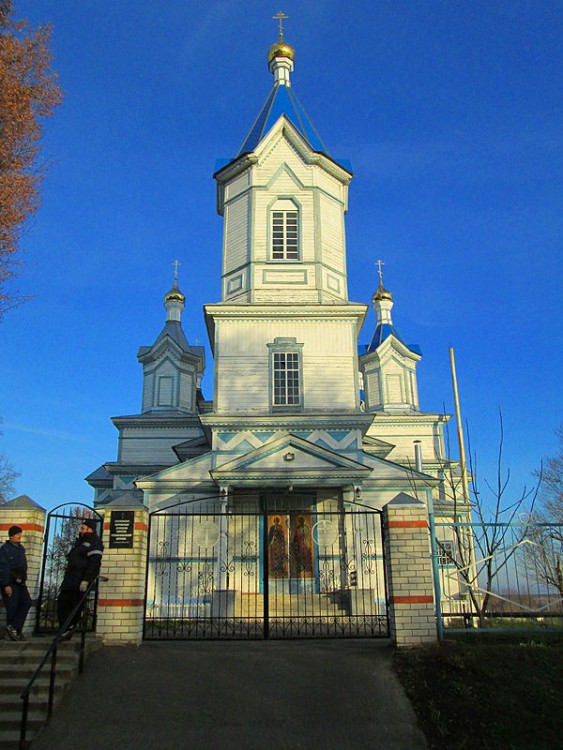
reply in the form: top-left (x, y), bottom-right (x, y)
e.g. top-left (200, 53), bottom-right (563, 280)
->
top-left (410, 410), bottom-right (540, 627)
top-left (522, 426), bottom-right (563, 601)
top-left (0, 416), bottom-right (19, 503)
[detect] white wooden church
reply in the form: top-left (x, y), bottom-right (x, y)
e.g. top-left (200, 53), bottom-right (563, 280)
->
top-left (86, 33), bottom-right (460, 639)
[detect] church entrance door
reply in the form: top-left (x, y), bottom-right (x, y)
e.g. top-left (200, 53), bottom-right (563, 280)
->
top-left (144, 494), bottom-right (388, 640)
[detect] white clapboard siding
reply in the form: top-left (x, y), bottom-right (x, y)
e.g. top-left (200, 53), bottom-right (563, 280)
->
top-left (142, 372), bottom-right (154, 411)
top-left (120, 428), bottom-right (200, 463)
top-left (252, 288), bottom-right (321, 304)
top-left (225, 170), bottom-right (250, 202)
top-left (214, 318), bottom-right (358, 411)
top-left (179, 372), bottom-right (194, 412)
top-left (258, 137), bottom-right (312, 184)
top-left (215, 357), bottom-right (269, 411)
top-left (319, 191), bottom-right (345, 271)
top-left (316, 169), bottom-right (346, 201)
top-left (215, 319), bottom-right (356, 354)
top-left (224, 193), bottom-right (249, 272)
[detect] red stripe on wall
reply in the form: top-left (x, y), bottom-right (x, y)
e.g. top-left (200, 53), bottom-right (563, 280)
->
top-left (392, 595), bottom-right (434, 604)
top-left (387, 521), bottom-right (428, 529)
top-left (98, 599), bottom-right (145, 607)
top-left (0, 523), bottom-right (44, 533)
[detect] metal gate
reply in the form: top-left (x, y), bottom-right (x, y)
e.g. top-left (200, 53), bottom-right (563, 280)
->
top-left (144, 495), bottom-right (388, 639)
top-left (36, 503), bottom-right (104, 633)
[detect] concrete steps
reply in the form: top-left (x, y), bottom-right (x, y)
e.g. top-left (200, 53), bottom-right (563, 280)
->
top-left (0, 635), bottom-right (102, 749)
top-left (238, 593), bottom-right (349, 618)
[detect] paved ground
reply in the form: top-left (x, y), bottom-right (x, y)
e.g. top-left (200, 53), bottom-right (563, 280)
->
top-left (32, 639), bottom-right (427, 750)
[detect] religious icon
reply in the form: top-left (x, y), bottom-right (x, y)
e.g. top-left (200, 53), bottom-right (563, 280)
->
top-left (268, 515), bottom-right (288, 578)
top-left (290, 514), bottom-right (314, 578)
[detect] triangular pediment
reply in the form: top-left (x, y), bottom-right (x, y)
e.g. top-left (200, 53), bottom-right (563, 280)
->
top-left (366, 333), bottom-right (421, 363)
top-left (266, 160), bottom-right (305, 190)
top-left (254, 116), bottom-right (352, 182)
top-left (210, 433), bottom-right (371, 487)
top-left (135, 452), bottom-right (214, 490)
top-left (361, 435), bottom-right (395, 458)
top-left (172, 436), bottom-right (211, 461)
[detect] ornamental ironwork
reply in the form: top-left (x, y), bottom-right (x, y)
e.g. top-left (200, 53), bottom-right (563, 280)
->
top-left (144, 499), bottom-right (388, 640)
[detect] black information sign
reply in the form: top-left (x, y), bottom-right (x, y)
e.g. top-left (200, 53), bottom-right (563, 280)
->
top-left (109, 510), bottom-right (135, 549)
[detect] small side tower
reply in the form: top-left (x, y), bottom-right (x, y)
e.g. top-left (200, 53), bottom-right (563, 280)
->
top-left (359, 263), bottom-right (421, 412)
top-left (137, 268), bottom-right (205, 414)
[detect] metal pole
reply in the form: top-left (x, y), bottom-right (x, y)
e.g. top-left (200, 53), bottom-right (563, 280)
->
top-left (47, 646), bottom-right (57, 719)
top-left (427, 490), bottom-right (444, 641)
top-left (35, 512), bottom-right (52, 634)
top-left (449, 346), bottom-right (471, 506)
top-left (79, 612), bottom-right (87, 674)
top-left (262, 498), bottom-right (269, 640)
top-left (414, 440), bottom-right (423, 473)
top-left (19, 695), bottom-right (29, 750)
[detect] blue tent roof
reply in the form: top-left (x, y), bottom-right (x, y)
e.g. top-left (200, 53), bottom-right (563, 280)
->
top-left (366, 324), bottom-right (422, 356)
top-left (237, 83), bottom-right (328, 157)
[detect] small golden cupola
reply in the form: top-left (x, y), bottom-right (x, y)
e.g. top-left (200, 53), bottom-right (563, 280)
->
top-left (372, 282), bottom-right (393, 304)
top-left (267, 39), bottom-right (295, 64)
top-left (268, 12), bottom-right (295, 86)
top-left (164, 260), bottom-right (186, 322)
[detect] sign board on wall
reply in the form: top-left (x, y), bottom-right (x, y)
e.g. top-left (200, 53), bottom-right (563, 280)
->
top-left (109, 510), bottom-right (135, 549)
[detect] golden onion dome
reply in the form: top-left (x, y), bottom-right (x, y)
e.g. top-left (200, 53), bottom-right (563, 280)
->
top-left (164, 283), bottom-right (185, 304)
top-left (372, 283), bottom-right (393, 303)
top-left (268, 39), bottom-right (295, 64)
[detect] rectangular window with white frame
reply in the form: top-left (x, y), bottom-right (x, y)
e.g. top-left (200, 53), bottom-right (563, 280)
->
top-left (437, 539), bottom-right (456, 567)
top-left (273, 352), bottom-right (300, 405)
top-left (268, 337), bottom-right (303, 409)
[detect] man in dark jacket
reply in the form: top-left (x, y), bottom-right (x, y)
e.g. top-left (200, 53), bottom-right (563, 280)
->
top-left (57, 518), bottom-right (104, 638)
top-left (0, 525), bottom-right (32, 641)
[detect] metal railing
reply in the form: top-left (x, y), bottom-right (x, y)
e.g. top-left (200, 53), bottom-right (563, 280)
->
top-left (432, 519), bottom-right (563, 633)
top-left (19, 576), bottom-right (108, 749)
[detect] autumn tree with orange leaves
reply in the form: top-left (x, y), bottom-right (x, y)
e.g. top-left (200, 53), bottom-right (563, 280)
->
top-left (0, 0), bottom-right (62, 318)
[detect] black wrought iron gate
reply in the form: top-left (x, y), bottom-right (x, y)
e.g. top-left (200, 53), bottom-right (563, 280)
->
top-left (36, 503), bottom-right (104, 633)
top-left (144, 496), bottom-right (389, 640)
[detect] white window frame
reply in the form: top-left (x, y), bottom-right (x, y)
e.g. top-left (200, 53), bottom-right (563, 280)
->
top-left (267, 337), bottom-right (304, 410)
top-left (437, 539), bottom-right (456, 567)
top-left (270, 199), bottom-right (300, 261)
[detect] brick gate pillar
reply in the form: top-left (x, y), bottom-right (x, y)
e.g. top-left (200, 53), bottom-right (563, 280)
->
top-left (383, 493), bottom-right (437, 647)
top-left (0, 495), bottom-right (46, 635)
top-left (96, 496), bottom-right (148, 645)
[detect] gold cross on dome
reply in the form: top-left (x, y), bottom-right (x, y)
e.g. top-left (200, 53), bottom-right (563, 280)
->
top-left (172, 259), bottom-right (180, 282)
top-left (376, 259), bottom-right (384, 285)
top-left (273, 11), bottom-right (288, 39)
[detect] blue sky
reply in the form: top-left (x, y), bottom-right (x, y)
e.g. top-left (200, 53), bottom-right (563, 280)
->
top-left (1, 0), bottom-right (561, 512)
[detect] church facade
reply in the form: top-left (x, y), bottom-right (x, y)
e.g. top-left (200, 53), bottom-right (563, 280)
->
top-left (86, 35), bottom-right (465, 643)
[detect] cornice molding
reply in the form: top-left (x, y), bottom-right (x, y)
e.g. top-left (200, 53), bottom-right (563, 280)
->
top-left (203, 303), bottom-right (367, 321)
top-left (369, 412), bottom-right (451, 425)
top-left (103, 462), bottom-right (170, 475)
top-left (200, 414), bottom-right (374, 431)
top-left (112, 415), bottom-right (203, 429)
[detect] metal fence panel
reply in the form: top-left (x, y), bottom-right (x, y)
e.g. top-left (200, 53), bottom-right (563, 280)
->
top-left (144, 502), bottom-right (389, 640)
top-left (433, 520), bottom-right (563, 631)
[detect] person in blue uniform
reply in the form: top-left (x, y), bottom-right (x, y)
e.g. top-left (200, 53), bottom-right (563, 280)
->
top-left (57, 518), bottom-right (103, 639)
top-left (0, 525), bottom-right (32, 641)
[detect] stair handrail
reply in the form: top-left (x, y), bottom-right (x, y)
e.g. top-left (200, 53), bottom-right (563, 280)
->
top-left (19, 575), bottom-right (108, 749)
